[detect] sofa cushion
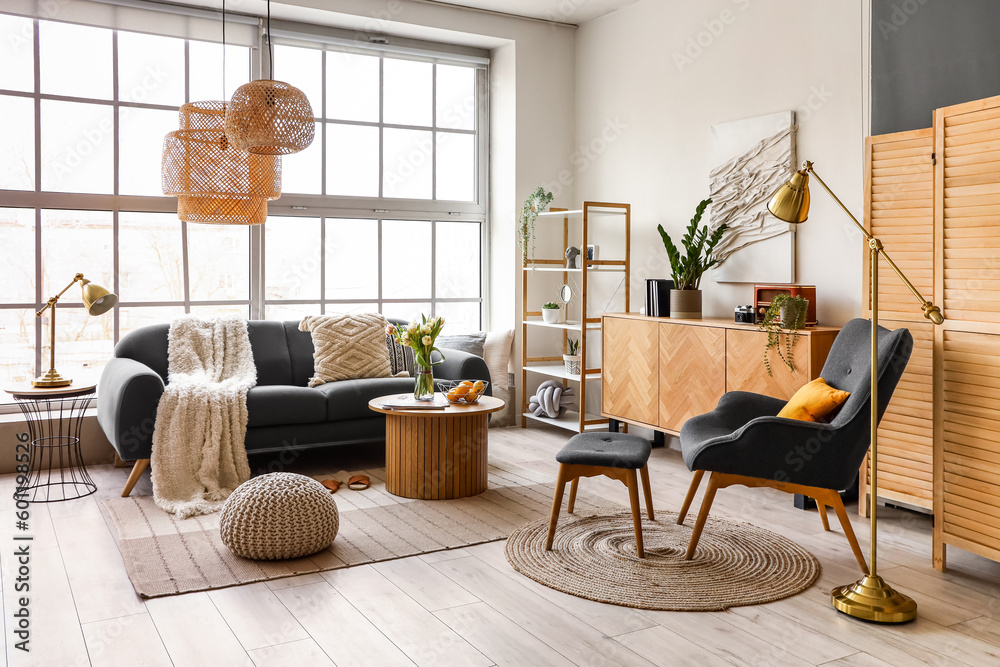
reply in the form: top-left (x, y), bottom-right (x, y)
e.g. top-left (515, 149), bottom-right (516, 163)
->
top-left (317, 377), bottom-right (417, 422)
top-left (283, 321), bottom-right (317, 387)
top-left (247, 321), bottom-right (294, 386)
top-left (246, 385), bottom-right (327, 428)
top-left (299, 313), bottom-right (394, 386)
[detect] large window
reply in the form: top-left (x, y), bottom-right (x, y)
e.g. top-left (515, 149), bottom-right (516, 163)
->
top-left (0, 7), bottom-right (488, 406)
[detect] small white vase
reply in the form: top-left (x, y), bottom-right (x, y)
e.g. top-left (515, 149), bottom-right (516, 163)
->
top-left (563, 354), bottom-right (582, 376)
top-left (542, 308), bottom-right (560, 324)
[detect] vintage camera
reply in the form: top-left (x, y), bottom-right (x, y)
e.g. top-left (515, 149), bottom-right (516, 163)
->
top-left (734, 305), bottom-right (755, 324)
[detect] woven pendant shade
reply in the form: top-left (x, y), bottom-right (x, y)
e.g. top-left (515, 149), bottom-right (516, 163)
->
top-left (162, 100), bottom-right (281, 225)
top-left (225, 80), bottom-right (316, 155)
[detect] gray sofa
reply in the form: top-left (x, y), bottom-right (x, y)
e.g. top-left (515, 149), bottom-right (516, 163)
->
top-left (97, 318), bottom-right (490, 496)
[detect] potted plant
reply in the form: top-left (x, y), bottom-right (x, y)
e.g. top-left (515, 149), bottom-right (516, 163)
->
top-left (759, 294), bottom-right (808, 375)
top-left (656, 198), bottom-right (727, 319)
top-left (517, 186), bottom-right (555, 266)
top-left (564, 338), bottom-right (581, 375)
top-left (542, 301), bottom-right (561, 324)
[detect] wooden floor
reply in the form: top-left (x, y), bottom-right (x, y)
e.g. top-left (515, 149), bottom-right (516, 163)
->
top-left (4, 426), bottom-right (1000, 667)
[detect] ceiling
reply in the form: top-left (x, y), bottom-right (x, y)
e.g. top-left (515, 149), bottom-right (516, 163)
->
top-left (418, 0), bottom-right (642, 24)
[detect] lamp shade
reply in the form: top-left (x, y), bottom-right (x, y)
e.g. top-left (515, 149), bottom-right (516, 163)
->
top-left (162, 100), bottom-right (281, 225)
top-left (224, 80), bottom-right (316, 155)
top-left (80, 279), bottom-right (117, 315)
top-left (767, 168), bottom-right (811, 224)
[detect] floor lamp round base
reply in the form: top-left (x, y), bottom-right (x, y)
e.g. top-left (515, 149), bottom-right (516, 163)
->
top-left (831, 575), bottom-right (917, 623)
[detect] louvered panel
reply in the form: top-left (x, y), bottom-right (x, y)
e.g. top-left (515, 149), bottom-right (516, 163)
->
top-left (941, 329), bottom-right (1000, 552)
top-left (941, 102), bottom-right (1000, 322)
top-left (861, 319), bottom-right (934, 507)
top-left (865, 130), bottom-right (935, 322)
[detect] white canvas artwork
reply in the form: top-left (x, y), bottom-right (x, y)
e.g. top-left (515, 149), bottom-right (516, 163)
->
top-left (709, 110), bottom-right (797, 283)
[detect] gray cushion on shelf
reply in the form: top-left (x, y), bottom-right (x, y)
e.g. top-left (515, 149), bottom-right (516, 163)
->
top-left (555, 432), bottom-right (652, 469)
top-left (246, 385), bottom-right (327, 428)
top-left (436, 332), bottom-right (487, 358)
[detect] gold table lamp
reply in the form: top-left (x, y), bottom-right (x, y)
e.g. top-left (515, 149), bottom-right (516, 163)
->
top-left (33, 273), bottom-right (118, 388)
top-left (768, 160), bottom-right (942, 624)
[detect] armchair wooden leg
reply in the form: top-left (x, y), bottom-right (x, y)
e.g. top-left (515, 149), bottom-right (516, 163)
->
top-left (829, 492), bottom-right (870, 575)
top-left (546, 464), bottom-right (571, 550)
top-left (639, 465), bottom-right (654, 520)
top-left (684, 472), bottom-right (720, 560)
top-left (677, 469), bottom-right (704, 525)
top-left (567, 478), bottom-right (579, 514)
top-left (625, 469), bottom-right (645, 558)
top-left (817, 500), bottom-right (831, 531)
top-left (121, 459), bottom-right (150, 498)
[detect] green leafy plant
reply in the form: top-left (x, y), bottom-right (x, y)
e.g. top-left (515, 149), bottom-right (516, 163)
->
top-left (656, 198), bottom-right (727, 290)
top-left (759, 294), bottom-right (808, 375)
top-left (566, 338), bottom-right (580, 356)
top-left (517, 186), bottom-right (555, 265)
top-left (542, 302), bottom-right (560, 309)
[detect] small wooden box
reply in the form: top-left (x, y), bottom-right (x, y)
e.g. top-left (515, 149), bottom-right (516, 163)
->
top-left (754, 284), bottom-right (817, 325)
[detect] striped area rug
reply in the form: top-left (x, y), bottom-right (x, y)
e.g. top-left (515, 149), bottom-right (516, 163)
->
top-left (103, 461), bottom-right (611, 598)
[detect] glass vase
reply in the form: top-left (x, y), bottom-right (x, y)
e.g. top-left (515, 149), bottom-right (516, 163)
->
top-left (413, 366), bottom-right (435, 401)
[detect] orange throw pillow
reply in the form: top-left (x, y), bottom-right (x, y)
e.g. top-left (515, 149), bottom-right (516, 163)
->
top-left (777, 377), bottom-right (851, 423)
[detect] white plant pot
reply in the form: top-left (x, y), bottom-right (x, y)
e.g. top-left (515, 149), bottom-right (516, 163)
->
top-left (542, 308), bottom-right (560, 324)
top-left (563, 354), bottom-right (582, 376)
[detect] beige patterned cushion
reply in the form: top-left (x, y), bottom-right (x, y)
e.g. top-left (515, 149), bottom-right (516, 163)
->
top-left (220, 473), bottom-right (339, 560)
top-left (300, 313), bottom-right (393, 386)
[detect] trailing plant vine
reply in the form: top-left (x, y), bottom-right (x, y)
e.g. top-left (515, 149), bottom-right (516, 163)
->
top-left (517, 187), bottom-right (555, 266)
top-left (760, 294), bottom-right (808, 375)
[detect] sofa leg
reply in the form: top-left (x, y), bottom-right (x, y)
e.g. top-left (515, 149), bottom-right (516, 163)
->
top-left (122, 459), bottom-right (150, 498)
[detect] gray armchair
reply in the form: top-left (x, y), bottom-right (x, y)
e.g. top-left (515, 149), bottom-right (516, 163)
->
top-left (677, 319), bottom-right (913, 573)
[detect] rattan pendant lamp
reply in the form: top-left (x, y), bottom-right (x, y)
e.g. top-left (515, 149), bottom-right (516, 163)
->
top-left (224, 0), bottom-right (315, 155)
top-left (160, 0), bottom-right (281, 225)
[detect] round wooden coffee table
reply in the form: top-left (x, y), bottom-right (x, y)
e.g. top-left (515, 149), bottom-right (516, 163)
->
top-left (369, 394), bottom-right (505, 500)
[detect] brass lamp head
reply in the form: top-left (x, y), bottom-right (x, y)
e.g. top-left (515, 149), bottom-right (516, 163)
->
top-left (768, 164), bottom-right (812, 224)
top-left (80, 279), bottom-right (118, 316)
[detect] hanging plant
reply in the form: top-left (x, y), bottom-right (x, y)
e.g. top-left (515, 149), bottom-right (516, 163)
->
top-left (760, 294), bottom-right (808, 375)
top-left (517, 187), bottom-right (554, 266)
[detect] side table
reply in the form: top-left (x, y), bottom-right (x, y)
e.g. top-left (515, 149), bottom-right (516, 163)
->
top-left (4, 383), bottom-right (98, 502)
top-left (368, 394), bottom-right (505, 500)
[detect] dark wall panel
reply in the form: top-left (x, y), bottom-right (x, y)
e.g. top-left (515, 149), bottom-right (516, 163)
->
top-left (872, 0), bottom-right (1000, 135)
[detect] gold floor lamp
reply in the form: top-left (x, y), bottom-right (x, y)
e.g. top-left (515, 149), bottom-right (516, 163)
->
top-left (768, 161), bottom-right (943, 624)
top-left (34, 273), bottom-right (118, 388)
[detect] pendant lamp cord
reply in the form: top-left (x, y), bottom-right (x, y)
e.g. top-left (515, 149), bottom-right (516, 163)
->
top-left (267, 0), bottom-right (273, 79)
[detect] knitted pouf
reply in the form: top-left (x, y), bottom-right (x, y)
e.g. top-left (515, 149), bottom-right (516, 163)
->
top-left (220, 473), bottom-right (339, 560)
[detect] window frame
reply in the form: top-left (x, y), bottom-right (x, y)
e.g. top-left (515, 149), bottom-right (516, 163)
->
top-left (0, 7), bottom-right (490, 412)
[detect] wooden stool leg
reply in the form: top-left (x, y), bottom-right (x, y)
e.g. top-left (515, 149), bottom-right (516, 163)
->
top-left (639, 465), bottom-right (654, 520)
top-left (121, 459), bottom-right (150, 498)
top-left (545, 464), bottom-right (571, 551)
top-left (677, 469), bottom-right (704, 525)
top-left (829, 491), bottom-right (869, 574)
top-left (817, 500), bottom-right (831, 531)
top-left (567, 478), bottom-right (579, 514)
top-left (684, 472), bottom-right (720, 560)
top-left (626, 469), bottom-right (645, 558)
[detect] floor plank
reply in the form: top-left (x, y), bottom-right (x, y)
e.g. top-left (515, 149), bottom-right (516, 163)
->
top-left (372, 557), bottom-right (480, 612)
top-left (82, 613), bottom-right (173, 667)
top-left (145, 591), bottom-right (253, 666)
top-left (248, 638), bottom-right (336, 667)
top-left (208, 582), bottom-right (310, 651)
top-left (614, 625), bottom-right (734, 667)
top-left (322, 564), bottom-right (492, 667)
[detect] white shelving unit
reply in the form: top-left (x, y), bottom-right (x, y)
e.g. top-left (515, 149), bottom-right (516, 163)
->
top-left (520, 201), bottom-right (630, 434)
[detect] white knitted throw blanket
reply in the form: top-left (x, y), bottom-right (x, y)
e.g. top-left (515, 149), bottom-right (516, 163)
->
top-left (151, 316), bottom-right (256, 519)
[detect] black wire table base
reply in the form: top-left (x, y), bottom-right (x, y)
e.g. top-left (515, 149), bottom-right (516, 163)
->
top-left (13, 391), bottom-right (98, 503)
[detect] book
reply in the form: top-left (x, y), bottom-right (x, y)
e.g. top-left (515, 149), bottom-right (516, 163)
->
top-left (379, 394), bottom-right (450, 410)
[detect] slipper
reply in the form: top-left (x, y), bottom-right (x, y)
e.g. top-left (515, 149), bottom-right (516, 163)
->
top-left (348, 474), bottom-right (370, 491)
top-left (320, 479), bottom-right (341, 493)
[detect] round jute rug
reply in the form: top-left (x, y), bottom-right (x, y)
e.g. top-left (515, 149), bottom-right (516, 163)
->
top-left (505, 510), bottom-right (820, 612)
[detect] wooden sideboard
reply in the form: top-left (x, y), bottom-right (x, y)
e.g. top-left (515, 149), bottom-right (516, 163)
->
top-left (601, 314), bottom-right (840, 434)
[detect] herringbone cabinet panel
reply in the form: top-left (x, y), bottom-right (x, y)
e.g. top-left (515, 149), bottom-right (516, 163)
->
top-left (658, 323), bottom-right (725, 433)
top-left (725, 329), bottom-right (811, 400)
top-left (864, 129), bottom-right (934, 322)
top-left (601, 316), bottom-right (658, 426)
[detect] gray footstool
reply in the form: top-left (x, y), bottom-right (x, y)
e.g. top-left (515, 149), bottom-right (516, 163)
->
top-left (545, 432), bottom-right (654, 557)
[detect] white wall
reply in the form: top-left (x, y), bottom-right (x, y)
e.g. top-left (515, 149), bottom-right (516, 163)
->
top-left (574, 0), bottom-right (865, 326)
